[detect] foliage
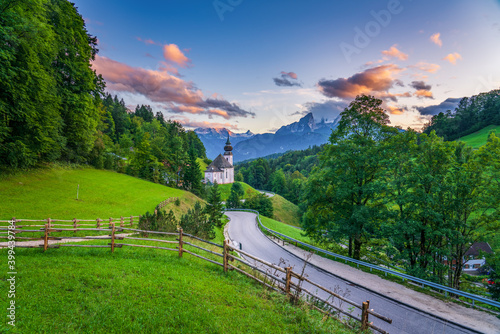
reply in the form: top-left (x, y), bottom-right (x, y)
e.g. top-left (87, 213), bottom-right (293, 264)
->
top-left (423, 89), bottom-right (500, 141)
top-left (226, 182), bottom-right (244, 209)
top-left (485, 252), bottom-right (500, 301)
top-left (303, 95), bottom-right (396, 260)
top-left (244, 193), bottom-right (274, 218)
top-left (459, 125), bottom-right (500, 148)
top-left (205, 181), bottom-right (224, 228)
top-left (138, 209), bottom-right (178, 233)
top-left (180, 201), bottom-right (215, 239)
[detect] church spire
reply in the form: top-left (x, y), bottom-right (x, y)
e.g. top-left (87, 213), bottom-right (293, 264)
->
top-left (224, 134), bottom-right (233, 152)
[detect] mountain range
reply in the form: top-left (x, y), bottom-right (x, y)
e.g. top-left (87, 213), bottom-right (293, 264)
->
top-left (195, 113), bottom-right (338, 163)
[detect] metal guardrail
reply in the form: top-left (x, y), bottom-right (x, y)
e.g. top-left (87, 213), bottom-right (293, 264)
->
top-left (225, 208), bottom-right (500, 310)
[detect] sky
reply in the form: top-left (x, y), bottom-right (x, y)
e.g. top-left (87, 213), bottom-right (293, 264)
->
top-left (75, 0), bottom-right (500, 134)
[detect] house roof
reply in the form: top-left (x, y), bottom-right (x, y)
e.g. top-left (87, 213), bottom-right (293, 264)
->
top-left (205, 154), bottom-right (233, 172)
top-left (465, 242), bottom-right (493, 257)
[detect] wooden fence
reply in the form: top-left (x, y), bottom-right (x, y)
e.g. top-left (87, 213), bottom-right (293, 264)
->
top-left (0, 220), bottom-right (392, 333)
top-left (156, 197), bottom-right (179, 211)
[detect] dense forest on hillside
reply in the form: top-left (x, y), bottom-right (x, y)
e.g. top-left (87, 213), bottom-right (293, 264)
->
top-left (0, 0), bottom-right (206, 195)
top-left (302, 95), bottom-right (500, 289)
top-left (235, 145), bottom-right (323, 204)
top-left (423, 89), bottom-right (500, 140)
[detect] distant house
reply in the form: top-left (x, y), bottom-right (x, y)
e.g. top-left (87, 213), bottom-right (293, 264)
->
top-left (204, 135), bottom-right (234, 184)
top-left (463, 242), bottom-right (493, 273)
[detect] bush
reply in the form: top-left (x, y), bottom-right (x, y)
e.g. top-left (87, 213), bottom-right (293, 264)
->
top-left (180, 201), bottom-right (215, 240)
top-left (138, 209), bottom-right (178, 234)
top-left (244, 193), bottom-right (273, 217)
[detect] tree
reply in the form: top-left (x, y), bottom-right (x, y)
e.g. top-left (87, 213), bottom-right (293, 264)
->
top-left (227, 182), bottom-right (244, 208)
top-left (182, 144), bottom-right (203, 196)
top-left (302, 95), bottom-right (395, 260)
top-left (244, 193), bottom-right (273, 217)
top-left (180, 201), bottom-right (214, 240)
top-left (206, 181), bottom-right (224, 228)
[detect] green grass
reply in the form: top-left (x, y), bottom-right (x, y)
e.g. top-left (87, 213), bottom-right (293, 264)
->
top-left (270, 195), bottom-right (301, 227)
top-left (0, 166), bottom-right (202, 220)
top-left (260, 216), bottom-right (312, 244)
top-left (0, 242), bottom-right (352, 334)
top-left (217, 182), bottom-right (258, 201)
top-left (458, 125), bottom-right (499, 148)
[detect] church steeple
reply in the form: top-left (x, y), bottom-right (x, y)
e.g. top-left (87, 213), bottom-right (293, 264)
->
top-left (224, 134), bottom-right (233, 152)
top-left (223, 134), bottom-right (233, 165)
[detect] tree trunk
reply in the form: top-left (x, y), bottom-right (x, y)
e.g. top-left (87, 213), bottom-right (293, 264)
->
top-left (353, 236), bottom-right (362, 260)
top-left (348, 236), bottom-right (353, 258)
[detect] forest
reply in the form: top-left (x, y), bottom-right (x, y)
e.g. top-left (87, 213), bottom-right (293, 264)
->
top-left (0, 0), bottom-right (206, 196)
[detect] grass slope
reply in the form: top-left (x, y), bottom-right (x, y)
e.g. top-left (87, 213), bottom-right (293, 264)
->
top-left (270, 195), bottom-right (301, 227)
top-left (217, 182), bottom-right (258, 201)
top-left (260, 216), bottom-right (312, 244)
top-left (458, 125), bottom-right (499, 148)
top-left (0, 166), bottom-right (201, 220)
top-left (197, 158), bottom-right (208, 173)
top-left (1, 245), bottom-right (351, 333)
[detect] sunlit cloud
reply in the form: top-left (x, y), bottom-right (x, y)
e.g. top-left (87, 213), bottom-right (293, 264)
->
top-left (443, 52), bottom-right (462, 65)
top-left (169, 115), bottom-right (240, 130)
top-left (381, 45), bottom-right (408, 61)
top-left (163, 44), bottom-right (191, 68)
top-left (93, 55), bottom-right (254, 119)
top-left (317, 64), bottom-right (404, 100)
top-left (410, 62), bottom-right (441, 73)
top-left (430, 33), bottom-right (442, 47)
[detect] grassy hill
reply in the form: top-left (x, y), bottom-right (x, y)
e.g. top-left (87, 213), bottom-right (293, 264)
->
top-left (197, 157), bottom-right (208, 173)
top-left (217, 181), bottom-right (259, 201)
top-left (270, 195), bottom-right (301, 227)
top-left (458, 125), bottom-right (499, 148)
top-left (0, 166), bottom-right (201, 220)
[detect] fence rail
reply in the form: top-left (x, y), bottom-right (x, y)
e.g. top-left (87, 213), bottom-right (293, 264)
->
top-left (225, 208), bottom-right (500, 310)
top-left (0, 217), bottom-right (391, 332)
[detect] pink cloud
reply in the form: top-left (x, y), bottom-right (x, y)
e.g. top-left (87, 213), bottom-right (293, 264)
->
top-left (381, 45), bottom-right (408, 61)
top-left (170, 116), bottom-right (240, 130)
top-left (163, 44), bottom-right (191, 68)
top-left (92, 55), bottom-right (254, 119)
top-left (281, 71), bottom-right (298, 80)
top-left (318, 64), bottom-right (404, 100)
top-left (410, 62), bottom-right (440, 73)
top-left (443, 53), bottom-right (462, 65)
top-left (430, 33), bottom-right (442, 47)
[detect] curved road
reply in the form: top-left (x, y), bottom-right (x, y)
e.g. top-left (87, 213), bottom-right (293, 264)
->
top-left (226, 211), bottom-right (482, 334)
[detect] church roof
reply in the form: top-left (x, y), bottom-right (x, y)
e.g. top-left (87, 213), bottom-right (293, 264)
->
top-left (205, 154), bottom-right (233, 172)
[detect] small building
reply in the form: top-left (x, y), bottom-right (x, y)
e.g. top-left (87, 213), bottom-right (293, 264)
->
top-left (204, 135), bottom-right (234, 184)
top-left (463, 242), bottom-right (493, 273)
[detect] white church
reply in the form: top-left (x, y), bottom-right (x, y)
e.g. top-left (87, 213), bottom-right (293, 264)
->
top-left (204, 136), bottom-right (234, 184)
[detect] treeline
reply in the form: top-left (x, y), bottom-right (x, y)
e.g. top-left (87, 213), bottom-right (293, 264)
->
top-left (302, 95), bottom-right (500, 290)
top-left (423, 89), bottom-right (500, 141)
top-left (0, 1), bottom-right (207, 196)
top-left (236, 145), bottom-right (322, 204)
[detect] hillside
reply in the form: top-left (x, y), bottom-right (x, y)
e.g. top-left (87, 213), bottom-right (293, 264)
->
top-left (218, 181), bottom-right (259, 201)
top-left (270, 195), bottom-right (302, 227)
top-left (458, 125), bottom-right (499, 148)
top-left (0, 166), bottom-right (201, 220)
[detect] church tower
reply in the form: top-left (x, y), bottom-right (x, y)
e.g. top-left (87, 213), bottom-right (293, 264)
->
top-left (223, 134), bottom-right (233, 165)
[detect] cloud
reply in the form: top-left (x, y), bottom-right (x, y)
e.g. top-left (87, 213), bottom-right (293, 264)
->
top-left (386, 105), bottom-right (407, 115)
top-left (273, 71), bottom-right (301, 87)
top-left (298, 100), bottom-right (348, 122)
top-left (169, 116), bottom-right (240, 130)
top-left (381, 45), bottom-right (408, 61)
top-left (414, 90), bottom-right (434, 99)
top-left (410, 62), bottom-right (440, 73)
top-left (409, 81), bottom-right (431, 91)
top-left (163, 44), bottom-right (191, 68)
top-left (430, 33), bottom-right (442, 47)
top-left (416, 97), bottom-right (462, 115)
top-left (93, 55), bottom-right (254, 119)
top-left (136, 37), bottom-right (160, 45)
top-left (443, 52), bottom-right (462, 65)
top-left (317, 64), bottom-right (404, 100)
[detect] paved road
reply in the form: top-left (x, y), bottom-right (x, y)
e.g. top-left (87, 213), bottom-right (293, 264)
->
top-left (226, 211), bottom-right (481, 334)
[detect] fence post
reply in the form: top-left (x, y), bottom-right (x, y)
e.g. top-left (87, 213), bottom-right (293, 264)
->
top-left (120, 216), bottom-right (124, 228)
top-left (47, 218), bottom-right (51, 236)
top-left (223, 240), bottom-right (228, 273)
top-left (178, 228), bottom-right (183, 258)
top-left (130, 215), bottom-right (133, 227)
top-left (12, 218), bottom-right (16, 235)
top-left (43, 223), bottom-right (49, 252)
top-left (285, 267), bottom-right (292, 295)
top-left (361, 300), bottom-right (370, 331)
top-left (96, 218), bottom-right (101, 229)
top-left (109, 217), bottom-right (113, 228)
top-left (73, 218), bottom-right (77, 233)
top-left (110, 222), bottom-right (116, 253)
